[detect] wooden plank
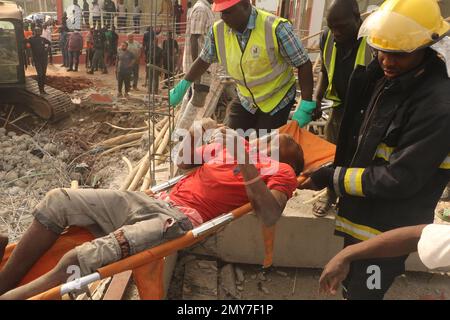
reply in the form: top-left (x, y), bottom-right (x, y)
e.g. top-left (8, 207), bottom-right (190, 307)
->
top-left (102, 271), bottom-right (133, 300)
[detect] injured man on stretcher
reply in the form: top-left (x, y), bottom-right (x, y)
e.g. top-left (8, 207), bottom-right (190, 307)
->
top-left (0, 119), bottom-right (304, 299)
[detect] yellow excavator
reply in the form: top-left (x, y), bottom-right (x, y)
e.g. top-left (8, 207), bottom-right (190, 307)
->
top-left (0, 1), bottom-right (73, 122)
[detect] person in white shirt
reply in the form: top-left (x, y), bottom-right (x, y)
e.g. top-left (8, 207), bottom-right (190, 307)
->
top-left (319, 223), bottom-right (450, 296)
top-left (92, 0), bottom-right (102, 29)
top-left (117, 0), bottom-right (127, 31)
top-left (133, 0), bottom-right (142, 34)
top-left (66, 0), bottom-right (83, 31)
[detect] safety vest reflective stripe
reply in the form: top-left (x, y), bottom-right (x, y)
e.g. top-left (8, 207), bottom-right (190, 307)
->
top-left (440, 153), bottom-right (450, 169)
top-left (335, 215), bottom-right (382, 241)
top-left (374, 143), bottom-right (395, 162)
top-left (343, 168), bottom-right (365, 197)
top-left (252, 72), bottom-right (294, 103)
top-left (323, 31), bottom-right (371, 107)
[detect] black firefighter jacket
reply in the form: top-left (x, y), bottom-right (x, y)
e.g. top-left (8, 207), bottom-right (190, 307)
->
top-left (331, 50), bottom-right (450, 241)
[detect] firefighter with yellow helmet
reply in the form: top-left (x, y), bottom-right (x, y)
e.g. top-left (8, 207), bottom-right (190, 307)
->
top-left (300, 0), bottom-right (450, 299)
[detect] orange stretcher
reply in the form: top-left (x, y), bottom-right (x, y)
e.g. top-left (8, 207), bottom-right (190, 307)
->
top-left (0, 122), bottom-right (335, 300)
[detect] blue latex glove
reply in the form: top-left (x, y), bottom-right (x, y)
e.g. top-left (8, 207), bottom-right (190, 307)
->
top-left (292, 100), bottom-right (317, 127)
top-left (169, 79), bottom-right (192, 106)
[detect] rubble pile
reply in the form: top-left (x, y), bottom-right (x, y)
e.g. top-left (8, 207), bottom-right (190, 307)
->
top-left (0, 128), bottom-right (70, 241)
top-left (31, 75), bottom-right (94, 93)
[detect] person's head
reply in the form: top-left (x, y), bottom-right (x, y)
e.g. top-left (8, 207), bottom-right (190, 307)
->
top-left (121, 42), bottom-right (128, 51)
top-left (326, 0), bottom-right (361, 44)
top-left (377, 50), bottom-right (428, 79)
top-left (127, 33), bottom-right (134, 42)
top-left (359, 0), bottom-right (449, 79)
top-left (188, 1), bottom-right (192, 8)
top-left (34, 26), bottom-right (42, 36)
top-left (168, 31), bottom-right (173, 39)
top-left (135, 0), bottom-right (139, 6)
top-left (213, 0), bottom-right (252, 33)
top-left (256, 133), bottom-right (304, 176)
top-left (73, 0), bottom-right (78, 6)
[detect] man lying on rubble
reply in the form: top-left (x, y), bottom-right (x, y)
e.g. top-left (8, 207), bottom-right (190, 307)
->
top-left (0, 119), bottom-right (304, 300)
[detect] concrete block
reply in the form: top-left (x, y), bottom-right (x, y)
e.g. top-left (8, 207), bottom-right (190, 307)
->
top-left (213, 192), bottom-right (428, 272)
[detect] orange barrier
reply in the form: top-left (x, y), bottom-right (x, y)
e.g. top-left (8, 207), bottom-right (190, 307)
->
top-left (1, 122), bottom-right (335, 300)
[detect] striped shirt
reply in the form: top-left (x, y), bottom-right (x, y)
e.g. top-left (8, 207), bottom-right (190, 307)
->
top-left (182, 0), bottom-right (216, 86)
top-left (200, 7), bottom-right (310, 115)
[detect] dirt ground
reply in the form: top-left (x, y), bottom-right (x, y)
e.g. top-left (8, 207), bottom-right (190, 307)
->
top-left (1, 64), bottom-right (449, 300)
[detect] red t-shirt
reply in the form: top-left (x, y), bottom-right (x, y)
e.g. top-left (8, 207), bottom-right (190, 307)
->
top-left (169, 143), bottom-right (298, 222)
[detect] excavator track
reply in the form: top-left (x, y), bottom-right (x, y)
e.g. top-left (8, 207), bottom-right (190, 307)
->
top-left (20, 78), bottom-right (74, 122)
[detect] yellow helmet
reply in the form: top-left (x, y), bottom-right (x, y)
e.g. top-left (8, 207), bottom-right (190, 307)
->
top-left (358, 0), bottom-right (450, 52)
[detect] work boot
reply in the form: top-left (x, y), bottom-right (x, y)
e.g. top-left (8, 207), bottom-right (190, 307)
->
top-left (102, 69), bottom-right (108, 74)
top-left (87, 70), bottom-right (94, 74)
top-left (117, 92), bottom-right (123, 98)
top-left (124, 92), bottom-right (129, 98)
top-left (67, 68), bottom-right (74, 72)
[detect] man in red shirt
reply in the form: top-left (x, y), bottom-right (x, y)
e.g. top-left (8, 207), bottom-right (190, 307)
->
top-left (0, 120), bottom-right (303, 299)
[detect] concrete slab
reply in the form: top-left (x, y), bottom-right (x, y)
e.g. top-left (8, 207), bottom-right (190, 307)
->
top-left (188, 191), bottom-right (427, 272)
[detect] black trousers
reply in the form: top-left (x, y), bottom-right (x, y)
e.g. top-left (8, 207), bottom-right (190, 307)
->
top-left (86, 48), bottom-right (94, 68)
top-left (69, 51), bottom-right (80, 70)
top-left (133, 17), bottom-right (140, 33)
top-left (226, 95), bottom-right (294, 132)
top-left (342, 236), bottom-right (408, 300)
top-left (34, 60), bottom-right (48, 92)
top-left (91, 48), bottom-right (105, 72)
top-left (118, 72), bottom-right (131, 94)
top-left (131, 63), bottom-right (139, 88)
top-left (92, 16), bottom-right (101, 29)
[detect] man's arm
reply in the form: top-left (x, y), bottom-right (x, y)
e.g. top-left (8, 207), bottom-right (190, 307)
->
top-left (239, 164), bottom-right (288, 227)
top-left (276, 22), bottom-right (314, 102)
top-left (190, 34), bottom-right (201, 61)
top-left (45, 38), bottom-right (53, 60)
top-left (184, 57), bottom-right (210, 82)
top-left (297, 61), bottom-right (314, 102)
top-left (319, 225), bottom-right (426, 295)
top-left (177, 119), bottom-right (218, 170)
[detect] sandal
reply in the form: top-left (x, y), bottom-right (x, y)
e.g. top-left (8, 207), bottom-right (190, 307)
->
top-left (437, 208), bottom-right (450, 222)
top-left (312, 194), bottom-right (334, 218)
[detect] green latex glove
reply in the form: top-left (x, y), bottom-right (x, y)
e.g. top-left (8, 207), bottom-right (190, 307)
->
top-left (169, 79), bottom-right (192, 107)
top-left (292, 100), bottom-right (317, 127)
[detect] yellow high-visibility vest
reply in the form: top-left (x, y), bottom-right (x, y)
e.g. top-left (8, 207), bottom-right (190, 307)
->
top-left (213, 9), bottom-right (296, 113)
top-left (323, 30), bottom-right (372, 108)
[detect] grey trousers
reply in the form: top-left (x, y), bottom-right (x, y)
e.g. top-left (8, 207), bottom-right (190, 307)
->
top-left (32, 188), bottom-right (193, 275)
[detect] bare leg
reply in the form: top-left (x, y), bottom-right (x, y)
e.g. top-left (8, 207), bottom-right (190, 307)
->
top-left (0, 249), bottom-right (78, 300)
top-left (0, 220), bottom-right (59, 295)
